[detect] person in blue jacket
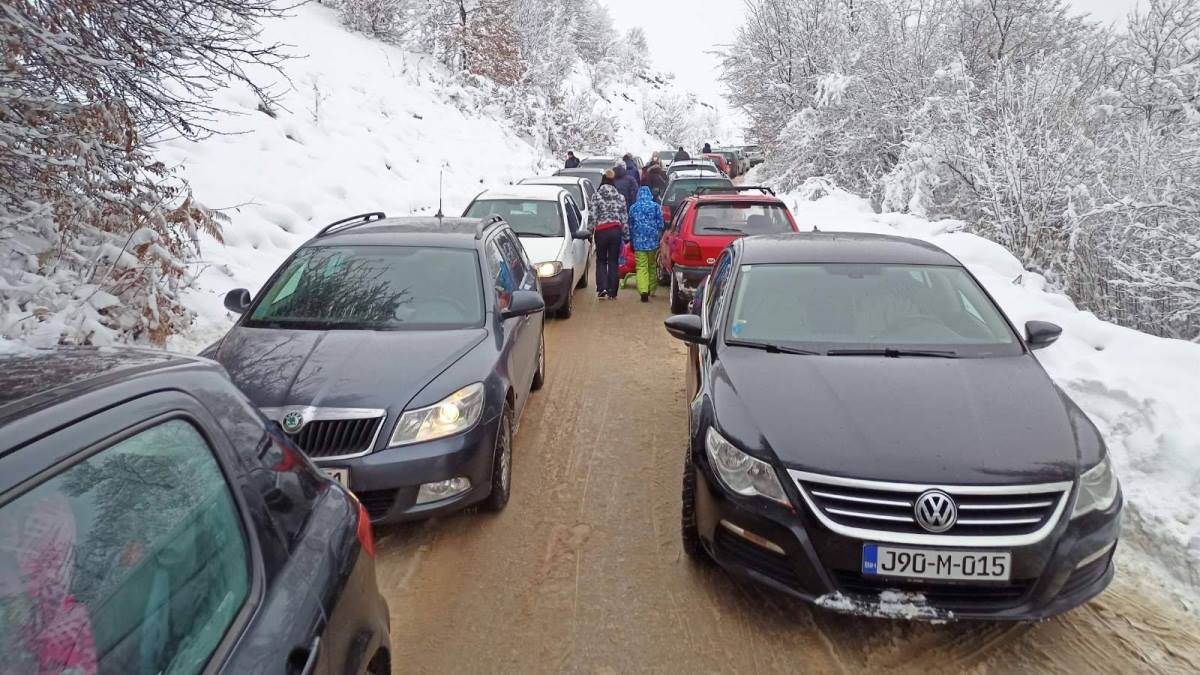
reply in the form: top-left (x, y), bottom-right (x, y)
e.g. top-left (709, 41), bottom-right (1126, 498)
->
top-left (628, 186), bottom-right (666, 302)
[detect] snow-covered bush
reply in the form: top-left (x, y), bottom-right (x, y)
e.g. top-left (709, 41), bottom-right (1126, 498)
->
top-left (726, 0), bottom-right (1200, 340)
top-left (0, 0), bottom-right (286, 345)
top-left (339, 0), bottom-right (410, 39)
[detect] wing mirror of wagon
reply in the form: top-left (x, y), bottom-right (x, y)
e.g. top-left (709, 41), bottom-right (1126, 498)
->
top-left (224, 288), bottom-right (252, 314)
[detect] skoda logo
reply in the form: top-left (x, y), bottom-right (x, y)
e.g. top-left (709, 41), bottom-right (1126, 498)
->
top-left (281, 411), bottom-right (305, 434)
top-left (914, 490), bottom-right (958, 533)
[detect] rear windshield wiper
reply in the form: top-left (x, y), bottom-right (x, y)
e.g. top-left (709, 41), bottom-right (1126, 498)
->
top-left (727, 339), bottom-right (820, 355)
top-left (700, 226), bottom-right (744, 233)
top-left (826, 348), bottom-right (958, 358)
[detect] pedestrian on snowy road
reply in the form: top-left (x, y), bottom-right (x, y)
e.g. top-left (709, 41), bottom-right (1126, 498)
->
top-left (628, 186), bottom-right (666, 302)
top-left (564, 151), bottom-right (580, 168)
top-left (645, 162), bottom-right (669, 201)
top-left (622, 153), bottom-right (640, 185)
top-left (702, 142), bottom-right (712, 154)
top-left (593, 172), bottom-right (629, 300)
top-left (613, 164), bottom-right (639, 210)
top-left (674, 146), bottom-right (690, 161)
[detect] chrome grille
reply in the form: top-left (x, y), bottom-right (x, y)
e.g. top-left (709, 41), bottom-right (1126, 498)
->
top-left (260, 406), bottom-right (386, 459)
top-left (290, 417), bottom-right (382, 458)
top-left (789, 469), bottom-right (1072, 547)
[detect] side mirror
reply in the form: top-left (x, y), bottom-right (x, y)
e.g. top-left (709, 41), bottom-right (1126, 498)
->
top-left (224, 288), bottom-right (252, 314)
top-left (664, 314), bottom-right (705, 344)
top-left (1025, 320), bottom-right (1062, 350)
top-left (502, 290), bottom-right (545, 319)
top-left (573, 229), bottom-right (592, 240)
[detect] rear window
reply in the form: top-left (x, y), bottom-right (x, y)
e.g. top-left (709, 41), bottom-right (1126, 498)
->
top-left (664, 179), bottom-right (734, 205)
top-left (520, 182), bottom-right (582, 205)
top-left (693, 203), bottom-right (794, 235)
top-left (464, 199), bottom-right (564, 238)
top-left (245, 245), bottom-right (484, 330)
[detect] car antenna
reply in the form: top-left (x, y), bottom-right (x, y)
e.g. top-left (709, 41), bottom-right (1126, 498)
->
top-left (435, 166), bottom-right (444, 219)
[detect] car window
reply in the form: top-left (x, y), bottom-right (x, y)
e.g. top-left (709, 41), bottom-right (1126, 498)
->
top-left (664, 179), bottom-right (734, 206)
top-left (582, 179), bottom-right (595, 199)
top-left (496, 231), bottom-right (536, 291)
top-left (485, 240), bottom-right (513, 311)
top-left (704, 251), bottom-right (734, 332)
top-left (245, 246), bottom-right (485, 330)
top-left (693, 204), bottom-right (794, 235)
top-left (0, 419), bottom-right (250, 675)
top-left (725, 263), bottom-right (1021, 356)
top-left (464, 199), bottom-right (563, 238)
top-left (565, 197), bottom-right (581, 233)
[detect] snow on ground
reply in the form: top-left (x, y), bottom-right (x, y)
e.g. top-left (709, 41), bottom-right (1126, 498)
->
top-left (158, 3), bottom-right (556, 354)
top-left (774, 177), bottom-right (1200, 610)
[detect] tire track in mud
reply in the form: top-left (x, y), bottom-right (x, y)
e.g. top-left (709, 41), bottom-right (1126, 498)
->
top-left (372, 267), bottom-right (1200, 674)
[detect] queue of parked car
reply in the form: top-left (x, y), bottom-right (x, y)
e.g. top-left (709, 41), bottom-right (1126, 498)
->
top-left (0, 144), bottom-right (1124, 673)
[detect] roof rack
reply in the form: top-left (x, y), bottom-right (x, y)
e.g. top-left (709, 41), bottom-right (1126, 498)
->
top-left (316, 212), bottom-right (387, 237)
top-left (475, 215), bottom-right (505, 239)
top-left (693, 186), bottom-right (776, 197)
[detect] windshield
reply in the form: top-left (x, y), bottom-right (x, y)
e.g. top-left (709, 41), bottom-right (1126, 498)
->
top-left (693, 204), bottom-right (793, 235)
top-left (464, 199), bottom-right (564, 237)
top-left (245, 246), bottom-right (484, 330)
top-left (581, 158), bottom-right (616, 168)
top-left (725, 263), bottom-right (1021, 356)
top-left (665, 178), bottom-right (733, 205)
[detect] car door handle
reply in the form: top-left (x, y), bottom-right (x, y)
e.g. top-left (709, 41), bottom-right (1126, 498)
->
top-left (296, 636), bottom-right (320, 675)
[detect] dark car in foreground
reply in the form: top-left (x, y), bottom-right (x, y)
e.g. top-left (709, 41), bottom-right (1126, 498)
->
top-left (205, 213), bottom-right (546, 523)
top-left (665, 232), bottom-right (1121, 620)
top-left (0, 348), bottom-right (390, 673)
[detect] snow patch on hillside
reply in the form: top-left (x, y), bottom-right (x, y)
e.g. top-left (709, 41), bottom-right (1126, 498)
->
top-left (777, 178), bottom-right (1200, 610)
top-left (158, 4), bottom-right (556, 354)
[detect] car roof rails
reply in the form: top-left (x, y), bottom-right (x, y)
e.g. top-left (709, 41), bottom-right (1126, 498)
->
top-left (316, 212), bottom-right (387, 237)
top-left (693, 186), bottom-right (776, 197)
top-left (475, 215), bottom-right (505, 239)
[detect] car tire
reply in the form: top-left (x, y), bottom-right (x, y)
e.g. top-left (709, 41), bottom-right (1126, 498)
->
top-left (681, 450), bottom-right (708, 562)
top-left (482, 404), bottom-right (514, 512)
top-left (557, 287), bottom-right (574, 319)
top-left (575, 264), bottom-right (589, 290)
top-left (531, 331), bottom-right (545, 391)
top-left (670, 273), bottom-right (688, 314)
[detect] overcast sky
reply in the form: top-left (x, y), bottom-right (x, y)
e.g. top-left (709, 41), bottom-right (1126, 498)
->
top-left (600, 0), bottom-right (1145, 139)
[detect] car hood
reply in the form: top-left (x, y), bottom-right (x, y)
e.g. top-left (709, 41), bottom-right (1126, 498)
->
top-left (715, 350), bottom-right (1081, 484)
top-left (518, 236), bottom-right (567, 265)
top-left (212, 326), bottom-right (487, 411)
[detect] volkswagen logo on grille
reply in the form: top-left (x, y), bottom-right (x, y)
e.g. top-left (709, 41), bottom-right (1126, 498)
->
top-left (914, 490), bottom-right (958, 533)
top-left (281, 410), bottom-right (305, 434)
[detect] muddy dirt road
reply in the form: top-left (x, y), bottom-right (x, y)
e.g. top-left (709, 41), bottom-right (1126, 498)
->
top-left (374, 284), bottom-right (1200, 674)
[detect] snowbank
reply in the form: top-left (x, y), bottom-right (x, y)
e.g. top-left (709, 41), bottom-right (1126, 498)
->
top-left (778, 181), bottom-right (1200, 608)
top-left (158, 4), bottom-right (556, 353)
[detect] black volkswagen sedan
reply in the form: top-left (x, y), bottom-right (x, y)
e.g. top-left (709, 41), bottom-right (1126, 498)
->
top-left (0, 348), bottom-right (390, 674)
top-left (665, 232), bottom-right (1122, 620)
top-left (204, 214), bottom-right (546, 523)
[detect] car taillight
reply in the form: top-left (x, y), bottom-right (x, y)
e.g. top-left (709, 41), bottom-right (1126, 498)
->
top-left (683, 241), bottom-right (702, 261)
top-left (355, 499), bottom-right (376, 557)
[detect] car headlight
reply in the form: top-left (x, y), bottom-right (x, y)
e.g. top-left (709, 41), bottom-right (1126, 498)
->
top-left (389, 383), bottom-right (485, 446)
top-left (704, 427), bottom-right (789, 505)
top-left (1071, 455), bottom-right (1119, 519)
top-left (535, 261), bottom-right (562, 278)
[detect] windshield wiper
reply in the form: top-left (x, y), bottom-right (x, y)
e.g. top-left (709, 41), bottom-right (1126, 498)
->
top-left (700, 226), bottom-right (744, 233)
top-left (826, 348), bottom-right (958, 358)
top-left (727, 339), bottom-right (820, 355)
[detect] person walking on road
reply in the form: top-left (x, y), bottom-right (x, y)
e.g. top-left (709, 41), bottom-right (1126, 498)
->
top-left (674, 146), bottom-right (690, 161)
top-left (564, 151), bottom-right (580, 168)
top-left (593, 172), bottom-right (629, 300)
top-left (702, 142), bottom-right (712, 154)
top-left (613, 164), bottom-right (639, 210)
top-left (622, 153), bottom-right (640, 185)
top-left (628, 186), bottom-right (666, 302)
top-left (645, 162), bottom-right (669, 201)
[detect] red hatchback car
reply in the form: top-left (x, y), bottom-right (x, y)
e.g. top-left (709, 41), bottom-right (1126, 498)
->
top-left (658, 187), bottom-right (800, 313)
top-left (702, 153), bottom-right (732, 177)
